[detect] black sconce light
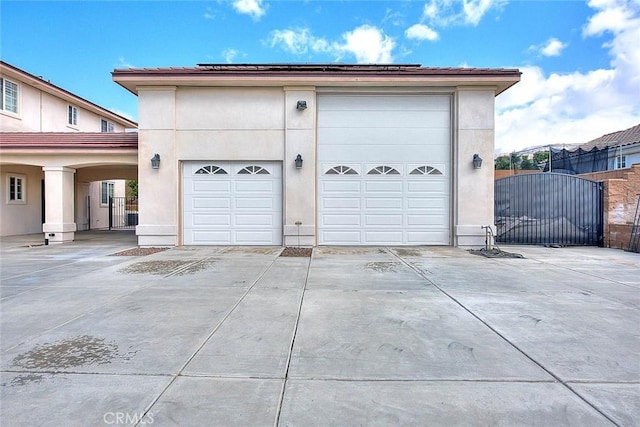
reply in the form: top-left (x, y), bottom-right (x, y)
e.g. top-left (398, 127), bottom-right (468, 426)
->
top-left (472, 153), bottom-right (483, 169)
top-left (151, 153), bottom-right (161, 169)
top-left (295, 154), bottom-right (303, 169)
top-left (296, 100), bottom-right (307, 110)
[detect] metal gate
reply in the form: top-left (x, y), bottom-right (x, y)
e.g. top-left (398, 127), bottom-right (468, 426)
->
top-left (109, 197), bottom-right (138, 230)
top-left (495, 173), bottom-right (603, 246)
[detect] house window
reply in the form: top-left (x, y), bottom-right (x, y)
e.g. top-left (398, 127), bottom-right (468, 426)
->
top-left (1, 77), bottom-right (19, 114)
top-left (367, 166), bottom-right (400, 175)
top-left (615, 155), bottom-right (627, 169)
top-left (195, 165), bottom-right (228, 175)
top-left (68, 105), bottom-right (78, 126)
top-left (101, 181), bottom-right (114, 205)
top-left (238, 165), bottom-right (270, 175)
top-left (7, 174), bottom-right (26, 204)
top-left (325, 166), bottom-right (358, 175)
top-left (101, 119), bottom-right (115, 132)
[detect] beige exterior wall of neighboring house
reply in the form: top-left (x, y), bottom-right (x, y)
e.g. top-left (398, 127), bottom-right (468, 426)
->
top-left (0, 61), bottom-right (137, 240)
top-left (114, 65), bottom-right (520, 248)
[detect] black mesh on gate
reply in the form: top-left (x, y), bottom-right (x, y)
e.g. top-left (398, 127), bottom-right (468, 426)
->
top-left (495, 173), bottom-right (603, 246)
top-left (109, 197), bottom-right (138, 230)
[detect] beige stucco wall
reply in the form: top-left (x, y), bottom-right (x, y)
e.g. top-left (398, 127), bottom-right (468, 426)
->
top-left (455, 88), bottom-right (496, 246)
top-left (0, 78), bottom-right (127, 133)
top-left (0, 165), bottom-right (43, 236)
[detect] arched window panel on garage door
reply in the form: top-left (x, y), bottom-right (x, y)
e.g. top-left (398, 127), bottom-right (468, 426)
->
top-left (409, 166), bottom-right (443, 176)
top-left (325, 165), bottom-right (359, 175)
top-left (238, 165), bottom-right (270, 175)
top-left (367, 166), bottom-right (400, 175)
top-left (195, 165), bottom-right (228, 175)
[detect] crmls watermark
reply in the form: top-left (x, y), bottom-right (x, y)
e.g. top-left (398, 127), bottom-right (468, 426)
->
top-left (103, 411), bottom-right (154, 425)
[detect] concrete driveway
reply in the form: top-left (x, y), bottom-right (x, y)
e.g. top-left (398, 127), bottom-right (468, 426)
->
top-left (1, 231), bottom-right (638, 426)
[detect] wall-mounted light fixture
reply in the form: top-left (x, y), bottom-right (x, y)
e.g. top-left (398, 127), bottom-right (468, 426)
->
top-left (151, 153), bottom-right (161, 169)
top-left (296, 100), bottom-right (307, 111)
top-left (295, 154), bottom-right (303, 169)
top-left (472, 153), bottom-right (483, 169)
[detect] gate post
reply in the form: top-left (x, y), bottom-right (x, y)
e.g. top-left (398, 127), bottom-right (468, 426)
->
top-left (108, 196), bottom-right (113, 230)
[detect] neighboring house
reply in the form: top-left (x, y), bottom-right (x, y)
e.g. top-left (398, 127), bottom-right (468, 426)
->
top-left (0, 61), bottom-right (137, 240)
top-left (113, 64), bottom-right (520, 247)
top-left (550, 123), bottom-right (640, 174)
top-left (580, 123), bottom-right (640, 171)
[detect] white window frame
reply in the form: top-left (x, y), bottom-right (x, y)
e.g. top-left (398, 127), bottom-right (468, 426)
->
top-left (0, 77), bottom-right (20, 116)
top-left (100, 181), bottom-right (114, 206)
top-left (6, 173), bottom-right (26, 204)
top-left (68, 105), bottom-right (79, 128)
top-left (101, 119), bottom-right (115, 133)
top-left (615, 155), bottom-right (627, 169)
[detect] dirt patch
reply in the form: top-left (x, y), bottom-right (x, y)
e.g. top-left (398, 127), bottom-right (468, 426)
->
top-left (393, 248), bottom-right (422, 257)
top-left (12, 335), bottom-right (136, 370)
top-left (175, 259), bottom-right (217, 275)
top-left (111, 247), bottom-right (168, 257)
top-left (365, 262), bottom-right (399, 272)
top-left (120, 260), bottom-right (192, 275)
top-left (468, 248), bottom-right (524, 258)
top-left (280, 247), bottom-right (313, 257)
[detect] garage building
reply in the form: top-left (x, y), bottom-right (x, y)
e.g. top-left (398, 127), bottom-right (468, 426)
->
top-left (112, 64), bottom-right (520, 247)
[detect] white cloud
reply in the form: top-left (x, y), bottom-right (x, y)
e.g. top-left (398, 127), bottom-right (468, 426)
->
top-left (203, 6), bottom-right (216, 20)
top-left (539, 38), bottom-right (568, 57)
top-left (341, 25), bottom-right (395, 63)
top-left (232, 0), bottom-right (266, 21)
top-left (405, 24), bottom-right (439, 41)
top-left (268, 25), bottom-right (395, 64)
top-left (222, 48), bottom-right (244, 63)
top-left (116, 57), bottom-right (135, 69)
top-left (421, 0), bottom-right (505, 27)
top-left (495, 1), bottom-right (640, 153)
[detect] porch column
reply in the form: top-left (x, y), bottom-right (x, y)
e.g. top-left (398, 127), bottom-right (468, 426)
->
top-left (42, 166), bottom-right (77, 244)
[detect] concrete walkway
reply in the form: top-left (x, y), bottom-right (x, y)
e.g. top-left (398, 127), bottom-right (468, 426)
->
top-left (1, 232), bottom-right (638, 426)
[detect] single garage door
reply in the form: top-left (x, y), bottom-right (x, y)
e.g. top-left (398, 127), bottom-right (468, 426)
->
top-left (183, 161), bottom-right (282, 245)
top-left (318, 94), bottom-right (451, 245)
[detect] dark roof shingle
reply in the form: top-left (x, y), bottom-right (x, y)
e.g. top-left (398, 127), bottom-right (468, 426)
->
top-left (0, 132), bottom-right (138, 150)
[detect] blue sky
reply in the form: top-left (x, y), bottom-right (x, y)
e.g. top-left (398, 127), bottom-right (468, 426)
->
top-left (2, 0), bottom-right (639, 153)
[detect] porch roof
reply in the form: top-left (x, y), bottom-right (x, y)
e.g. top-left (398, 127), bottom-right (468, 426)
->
top-left (0, 132), bottom-right (138, 150)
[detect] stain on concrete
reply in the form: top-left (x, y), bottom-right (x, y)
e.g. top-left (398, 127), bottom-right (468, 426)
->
top-left (222, 247), bottom-right (281, 255)
top-left (120, 260), bottom-right (192, 275)
top-left (520, 315), bottom-right (543, 325)
top-left (12, 336), bottom-right (136, 370)
top-left (315, 247), bottom-right (379, 256)
top-left (394, 248), bottom-right (422, 257)
top-left (175, 259), bottom-right (217, 275)
top-left (2, 374), bottom-right (46, 387)
top-left (447, 341), bottom-right (476, 361)
top-left (365, 262), bottom-right (400, 273)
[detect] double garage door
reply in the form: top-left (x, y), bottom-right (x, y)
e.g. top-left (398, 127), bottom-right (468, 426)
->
top-left (182, 94), bottom-right (451, 246)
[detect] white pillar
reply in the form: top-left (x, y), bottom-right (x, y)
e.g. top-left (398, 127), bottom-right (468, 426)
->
top-left (42, 166), bottom-right (77, 244)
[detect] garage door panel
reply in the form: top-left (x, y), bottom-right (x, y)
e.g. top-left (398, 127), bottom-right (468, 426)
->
top-left (321, 214), bottom-right (361, 226)
top-left (191, 231), bottom-right (232, 244)
top-left (235, 197), bottom-right (273, 209)
top-left (191, 214), bottom-right (231, 226)
top-left (407, 181), bottom-right (447, 193)
top-left (364, 198), bottom-right (403, 209)
top-left (320, 230), bottom-right (362, 244)
top-left (407, 197), bottom-right (447, 210)
top-left (235, 231), bottom-right (278, 244)
top-left (192, 197), bottom-right (231, 209)
top-left (319, 111), bottom-right (450, 128)
top-left (407, 231), bottom-right (449, 244)
top-left (407, 214), bottom-right (447, 226)
top-left (365, 181), bottom-right (403, 192)
top-left (234, 214), bottom-right (276, 226)
top-left (192, 181), bottom-right (231, 193)
top-left (322, 180), bottom-right (361, 193)
top-left (365, 214), bottom-right (403, 226)
top-left (323, 197), bottom-right (360, 209)
top-left (318, 127), bottom-right (450, 147)
top-left (235, 180), bottom-right (275, 193)
top-left (318, 95), bottom-right (450, 112)
top-left (364, 231), bottom-right (404, 244)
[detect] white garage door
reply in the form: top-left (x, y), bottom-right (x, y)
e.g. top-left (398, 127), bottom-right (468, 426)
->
top-left (318, 94), bottom-right (451, 245)
top-left (183, 161), bottom-right (282, 245)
